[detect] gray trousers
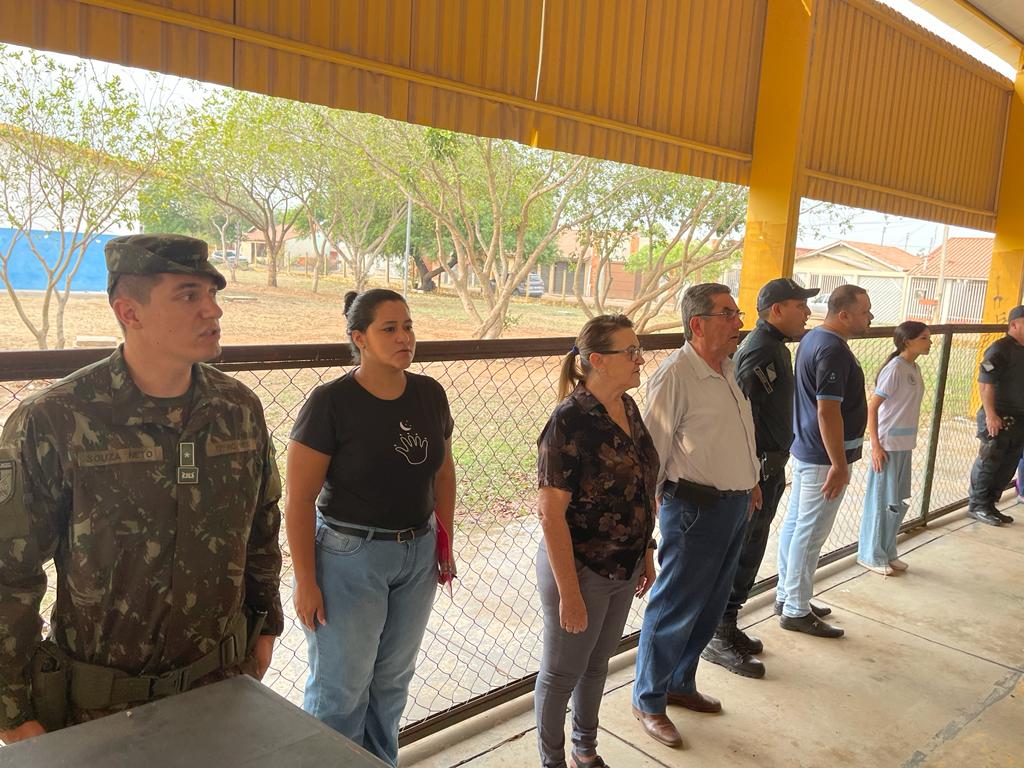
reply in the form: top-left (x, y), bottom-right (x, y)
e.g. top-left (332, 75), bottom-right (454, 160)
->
top-left (535, 545), bottom-right (640, 768)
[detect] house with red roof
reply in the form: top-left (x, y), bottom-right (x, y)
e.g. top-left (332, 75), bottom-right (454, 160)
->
top-left (792, 241), bottom-right (921, 323)
top-left (905, 237), bottom-right (993, 323)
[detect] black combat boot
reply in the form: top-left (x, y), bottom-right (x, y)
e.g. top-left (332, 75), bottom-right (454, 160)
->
top-left (701, 623), bottom-right (765, 679)
top-left (733, 626), bottom-right (764, 655)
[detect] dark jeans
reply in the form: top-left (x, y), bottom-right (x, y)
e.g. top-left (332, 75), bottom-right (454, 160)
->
top-left (632, 491), bottom-right (750, 714)
top-left (721, 467), bottom-right (788, 625)
top-left (969, 410), bottom-right (1024, 509)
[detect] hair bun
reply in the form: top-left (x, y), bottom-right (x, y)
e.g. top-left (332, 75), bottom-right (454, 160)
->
top-left (343, 291), bottom-right (359, 317)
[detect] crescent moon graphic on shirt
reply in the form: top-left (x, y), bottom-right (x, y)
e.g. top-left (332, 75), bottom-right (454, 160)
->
top-left (400, 421), bottom-right (413, 431)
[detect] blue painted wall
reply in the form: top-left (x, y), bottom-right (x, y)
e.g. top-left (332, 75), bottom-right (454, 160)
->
top-left (0, 228), bottom-right (115, 292)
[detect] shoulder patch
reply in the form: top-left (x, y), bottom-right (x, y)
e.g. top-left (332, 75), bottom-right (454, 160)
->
top-left (981, 361), bottom-right (995, 372)
top-left (753, 366), bottom-right (774, 393)
top-left (0, 459), bottom-right (14, 505)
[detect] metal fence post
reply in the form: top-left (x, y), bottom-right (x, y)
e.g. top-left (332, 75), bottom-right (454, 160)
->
top-left (918, 330), bottom-right (954, 527)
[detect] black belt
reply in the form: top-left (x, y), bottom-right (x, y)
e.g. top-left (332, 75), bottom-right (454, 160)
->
top-left (664, 479), bottom-right (750, 506)
top-left (323, 519), bottom-right (432, 543)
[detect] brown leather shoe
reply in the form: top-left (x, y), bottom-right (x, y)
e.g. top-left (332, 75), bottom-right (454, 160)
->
top-left (666, 690), bottom-right (722, 713)
top-left (631, 705), bottom-right (683, 747)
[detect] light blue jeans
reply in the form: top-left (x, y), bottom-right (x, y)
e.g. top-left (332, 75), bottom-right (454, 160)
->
top-left (302, 519), bottom-right (437, 766)
top-left (776, 460), bottom-right (847, 618)
top-left (858, 450), bottom-right (913, 567)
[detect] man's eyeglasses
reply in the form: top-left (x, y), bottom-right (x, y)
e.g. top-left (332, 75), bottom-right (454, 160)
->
top-left (599, 345), bottom-right (645, 362)
top-left (698, 309), bottom-right (745, 321)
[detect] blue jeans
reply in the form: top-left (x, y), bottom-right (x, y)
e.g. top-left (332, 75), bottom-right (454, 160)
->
top-left (302, 519), bottom-right (437, 766)
top-left (776, 460), bottom-right (847, 618)
top-left (1017, 458), bottom-right (1024, 495)
top-left (633, 491), bottom-right (750, 715)
top-left (858, 450), bottom-right (912, 567)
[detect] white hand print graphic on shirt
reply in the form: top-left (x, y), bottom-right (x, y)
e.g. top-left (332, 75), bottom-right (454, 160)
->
top-left (395, 425), bottom-right (429, 465)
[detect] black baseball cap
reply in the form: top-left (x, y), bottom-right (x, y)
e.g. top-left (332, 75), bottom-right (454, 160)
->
top-left (756, 278), bottom-right (820, 312)
top-left (1009, 305), bottom-right (1024, 323)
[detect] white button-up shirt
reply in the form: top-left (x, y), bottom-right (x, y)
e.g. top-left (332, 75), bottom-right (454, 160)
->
top-left (643, 343), bottom-right (759, 492)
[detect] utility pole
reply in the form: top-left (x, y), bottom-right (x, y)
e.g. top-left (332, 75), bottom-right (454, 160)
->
top-left (933, 224), bottom-right (949, 324)
top-left (403, 197), bottom-right (412, 299)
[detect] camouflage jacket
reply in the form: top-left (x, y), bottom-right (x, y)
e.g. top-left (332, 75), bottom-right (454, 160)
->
top-left (0, 347), bottom-right (283, 729)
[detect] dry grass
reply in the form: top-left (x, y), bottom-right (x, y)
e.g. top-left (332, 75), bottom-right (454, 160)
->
top-left (0, 267), bottom-right (664, 351)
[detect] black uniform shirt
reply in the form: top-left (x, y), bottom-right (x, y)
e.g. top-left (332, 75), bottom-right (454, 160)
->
top-left (978, 335), bottom-right (1024, 416)
top-left (733, 318), bottom-right (795, 455)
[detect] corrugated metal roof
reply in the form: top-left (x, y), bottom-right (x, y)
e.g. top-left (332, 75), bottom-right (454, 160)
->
top-left (797, 240), bottom-right (921, 272)
top-left (912, 236), bottom-right (994, 278)
top-left (0, 0), bottom-right (1013, 231)
top-left (803, 0), bottom-right (1010, 232)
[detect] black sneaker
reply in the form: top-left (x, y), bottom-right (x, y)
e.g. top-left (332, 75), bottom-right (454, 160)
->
top-left (993, 509), bottom-right (1015, 524)
top-left (779, 612), bottom-right (844, 638)
top-left (733, 627), bottom-right (763, 656)
top-left (774, 600), bottom-right (832, 618)
top-left (968, 507), bottom-right (1005, 526)
top-left (701, 634), bottom-right (766, 678)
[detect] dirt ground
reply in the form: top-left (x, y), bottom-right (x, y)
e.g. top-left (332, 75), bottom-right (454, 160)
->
top-left (0, 268), bottom-right (660, 351)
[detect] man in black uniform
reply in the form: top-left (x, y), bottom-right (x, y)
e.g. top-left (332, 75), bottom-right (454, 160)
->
top-left (967, 305), bottom-right (1024, 526)
top-left (701, 278), bottom-right (821, 678)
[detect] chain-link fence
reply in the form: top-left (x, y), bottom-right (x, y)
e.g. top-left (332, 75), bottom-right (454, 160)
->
top-left (0, 325), bottom-right (1000, 742)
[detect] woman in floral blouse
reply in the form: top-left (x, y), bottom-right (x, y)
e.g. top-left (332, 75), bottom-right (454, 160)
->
top-left (534, 314), bottom-right (659, 768)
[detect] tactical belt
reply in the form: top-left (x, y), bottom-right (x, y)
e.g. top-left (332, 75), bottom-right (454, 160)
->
top-left (323, 519), bottom-right (432, 543)
top-left (67, 611), bottom-right (248, 710)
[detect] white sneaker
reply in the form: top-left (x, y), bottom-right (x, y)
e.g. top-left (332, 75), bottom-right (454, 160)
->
top-left (889, 558), bottom-right (909, 571)
top-left (857, 559), bottom-right (894, 576)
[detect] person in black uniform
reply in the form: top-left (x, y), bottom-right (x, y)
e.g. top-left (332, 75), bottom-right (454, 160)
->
top-left (701, 278), bottom-right (821, 678)
top-left (967, 304), bottom-right (1024, 527)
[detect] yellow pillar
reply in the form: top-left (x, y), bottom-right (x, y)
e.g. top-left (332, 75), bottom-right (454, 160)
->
top-left (970, 58), bottom-right (1023, 415)
top-left (738, 0), bottom-right (814, 321)
top-left (981, 59), bottom-right (1024, 324)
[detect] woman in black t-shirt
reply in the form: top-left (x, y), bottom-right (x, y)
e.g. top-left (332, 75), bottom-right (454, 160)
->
top-left (285, 289), bottom-right (456, 766)
top-left (535, 314), bottom-right (658, 768)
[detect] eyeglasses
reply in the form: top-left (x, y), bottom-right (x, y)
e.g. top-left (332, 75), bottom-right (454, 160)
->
top-left (599, 345), bottom-right (645, 362)
top-left (698, 309), bottom-right (745, 321)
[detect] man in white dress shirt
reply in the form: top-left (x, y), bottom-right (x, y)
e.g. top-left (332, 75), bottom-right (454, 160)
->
top-left (631, 283), bottom-right (762, 748)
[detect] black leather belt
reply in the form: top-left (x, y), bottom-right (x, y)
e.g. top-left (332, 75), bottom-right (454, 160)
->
top-left (323, 519), bottom-right (432, 543)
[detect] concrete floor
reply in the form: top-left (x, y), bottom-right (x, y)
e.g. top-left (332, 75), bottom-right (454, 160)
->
top-left (399, 497), bottom-right (1024, 768)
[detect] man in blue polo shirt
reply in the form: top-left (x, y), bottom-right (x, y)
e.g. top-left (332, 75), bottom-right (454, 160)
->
top-left (776, 284), bottom-right (872, 638)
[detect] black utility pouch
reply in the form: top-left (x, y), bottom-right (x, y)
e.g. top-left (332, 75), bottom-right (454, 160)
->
top-left (30, 641), bottom-right (70, 732)
top-left (760, 451), bottom-right (790, 480)
top-left (245, 609), bottom-right (268, 657)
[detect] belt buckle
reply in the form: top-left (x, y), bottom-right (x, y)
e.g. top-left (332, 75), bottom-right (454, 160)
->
top-left (396, 528), bottom-right (412, 543)
top-left (151, 667), bottom-right (190, 697)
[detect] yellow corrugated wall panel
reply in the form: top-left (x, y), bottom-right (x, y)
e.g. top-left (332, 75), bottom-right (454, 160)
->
top-left (0, 0), bottom-right (761, 184)
top-left (804, 0), bottom-right (1011, 231)
top-left (0, 0), bottom-right (235, 86)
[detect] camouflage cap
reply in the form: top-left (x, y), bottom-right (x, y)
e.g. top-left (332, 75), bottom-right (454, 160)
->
top-left (105, 234), bottom-right (226, 294)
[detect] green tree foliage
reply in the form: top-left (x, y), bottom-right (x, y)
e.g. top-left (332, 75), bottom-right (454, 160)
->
top-left (169, 90), bottom-right (305, 287)
top-left (292, 114), bottom-right (408, 294)
top-left (0, 46), bottom-right (169, 349)
top-left (342, 116), bottom-right (629, 338)
top-left (567, 167), bottom-right (747, 331)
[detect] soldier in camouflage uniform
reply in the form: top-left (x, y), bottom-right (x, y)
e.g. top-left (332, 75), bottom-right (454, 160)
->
top-left (0, 234), bottom-right (283, 743)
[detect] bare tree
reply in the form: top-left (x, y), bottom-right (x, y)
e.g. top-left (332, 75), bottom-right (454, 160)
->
top-left (0, 49), bottom-right (167, 349)
top-left (339, 116), bottom-right (633, 338)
